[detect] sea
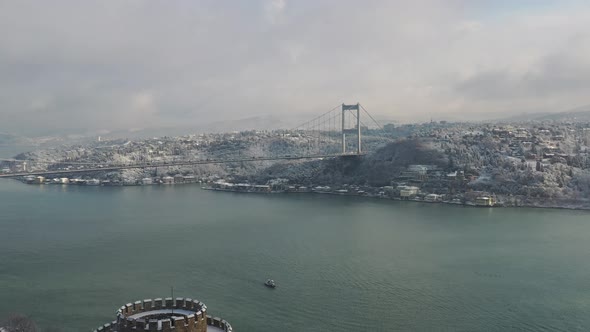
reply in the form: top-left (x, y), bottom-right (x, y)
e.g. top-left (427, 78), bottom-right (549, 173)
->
top-left (1, 179), bottom-right (590, 331)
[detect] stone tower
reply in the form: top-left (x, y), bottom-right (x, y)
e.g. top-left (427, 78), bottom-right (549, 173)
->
top-left (94, 297), bottom-right (232, 332)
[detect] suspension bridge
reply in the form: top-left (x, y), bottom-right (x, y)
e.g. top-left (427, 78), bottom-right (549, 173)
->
top-left (0, 103), bottom-right (388, 178)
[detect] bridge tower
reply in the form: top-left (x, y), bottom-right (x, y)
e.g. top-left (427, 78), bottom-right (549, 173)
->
top-left (341, 103), bottom-right (361, 154)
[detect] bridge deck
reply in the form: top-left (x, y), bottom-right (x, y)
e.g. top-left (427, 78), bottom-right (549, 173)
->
top-left (0, 153), bottom-right (366, 178)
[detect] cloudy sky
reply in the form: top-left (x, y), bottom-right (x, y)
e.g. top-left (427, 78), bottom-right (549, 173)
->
top-left (1, 0), bottom-right (590, 135)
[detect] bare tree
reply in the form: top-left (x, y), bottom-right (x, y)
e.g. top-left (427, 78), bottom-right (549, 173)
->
top-left (1, 314), bottom-right (38, 332)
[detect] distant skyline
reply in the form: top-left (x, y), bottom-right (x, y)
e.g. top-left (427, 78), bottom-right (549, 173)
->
top-left (1, 0), bottom-right (590, 135)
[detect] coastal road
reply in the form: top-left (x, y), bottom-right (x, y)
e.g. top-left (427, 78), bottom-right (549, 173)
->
top-left (0, 153), bottom-right (364, 178)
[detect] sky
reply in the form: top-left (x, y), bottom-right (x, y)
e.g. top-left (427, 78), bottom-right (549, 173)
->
top-left (1, 0), bottom-right (590, 135)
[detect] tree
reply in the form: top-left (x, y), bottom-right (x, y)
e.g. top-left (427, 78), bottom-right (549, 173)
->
top-left (1, 314), bottom-right (38, 332)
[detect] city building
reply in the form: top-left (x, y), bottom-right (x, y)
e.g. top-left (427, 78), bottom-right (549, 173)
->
top-left (253, 184), bottom-right (271, 192)
top-left (475, 196), bottom-right (495, 207)
top-left (184, 175), bottom-right (197, 183)
top-left (424, 194), bottom-right (442, 202)
top-left (86, 179), bottom-right (101, 186)
top-left (399, 186), bottom-right (419, 198)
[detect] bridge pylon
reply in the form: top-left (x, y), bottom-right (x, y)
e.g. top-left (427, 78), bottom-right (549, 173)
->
top-left (341, 103), bottom-right (361, 154)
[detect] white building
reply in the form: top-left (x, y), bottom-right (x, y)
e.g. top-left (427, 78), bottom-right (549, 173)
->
top-left (86, 179), bottom-right (100, 186)
top-left (399, 186), bottom-right (419, 198)
top-left (425, 194), bottom-right (442, 202)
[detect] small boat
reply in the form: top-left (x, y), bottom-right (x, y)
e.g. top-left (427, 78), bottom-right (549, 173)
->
top-left (265, 279), bottom-right (276, 288)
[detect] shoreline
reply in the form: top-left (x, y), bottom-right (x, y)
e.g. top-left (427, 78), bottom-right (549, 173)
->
top-left (4, 178), bottom-right (590, 212)
top-left (201, 186), bottom-right (590, 212)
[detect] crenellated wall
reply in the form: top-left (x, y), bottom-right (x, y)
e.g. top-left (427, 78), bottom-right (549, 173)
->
top-left (206, 315), bottom-right (233, 332)
top-left (94, 297), bottom-right (232, 332)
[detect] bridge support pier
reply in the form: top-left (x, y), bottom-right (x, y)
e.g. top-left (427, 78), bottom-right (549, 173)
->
top-left (342, 103), bottom-right (361, 154)
top-left (342, 109), bottom-right (346, 153)
top-left (357, 104), bottom-right (361, 154)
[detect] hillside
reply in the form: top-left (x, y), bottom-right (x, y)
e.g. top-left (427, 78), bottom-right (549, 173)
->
top-left (534, 105), bottom-right (590, 122)
top-left (251, 139), bottom-right (448, 186)
top-left (496, 105), bottom-right (590, 123)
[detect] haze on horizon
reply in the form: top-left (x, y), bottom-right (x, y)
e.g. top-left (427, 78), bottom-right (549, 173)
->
top-left (1, 0), bottom-right (590, 136)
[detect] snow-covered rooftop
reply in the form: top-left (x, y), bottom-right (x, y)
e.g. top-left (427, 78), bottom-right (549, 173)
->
top-left (207, 327), bottom-right (226, 332)
top-left (128, 308), bottom-right (195, 320)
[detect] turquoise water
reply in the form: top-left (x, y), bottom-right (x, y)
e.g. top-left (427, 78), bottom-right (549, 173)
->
top-left (1, 180), bottom-right (590, 331)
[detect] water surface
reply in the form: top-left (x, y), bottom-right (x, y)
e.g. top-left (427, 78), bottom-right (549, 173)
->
top-left (1, 181), bottom-right (590, 331)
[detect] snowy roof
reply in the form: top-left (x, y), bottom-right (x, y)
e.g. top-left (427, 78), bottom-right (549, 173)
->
top-left (208, 327), bottom-right (226, 332)
top-left (128, 309), bottom-right (195, 320)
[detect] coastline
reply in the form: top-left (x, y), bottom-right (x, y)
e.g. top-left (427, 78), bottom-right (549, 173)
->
top-left (5, 178), bottom-right (590, 211)
top-left (201, 186), bottom-right (590, 212)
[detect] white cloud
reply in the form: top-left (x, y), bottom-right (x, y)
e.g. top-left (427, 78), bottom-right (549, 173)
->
top-left (1, 0), bottom-right (590, 134)
top-left (265, 0), bottom-right (287, 24)
top-left (131, 91), bottom-right (156, 114)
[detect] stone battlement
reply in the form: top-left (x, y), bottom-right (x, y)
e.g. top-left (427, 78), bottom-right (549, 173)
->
top-left (206, 316), bottom-right (233, 331)
top-left (94, 297), bottom-right (232, 332)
